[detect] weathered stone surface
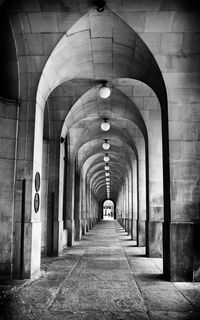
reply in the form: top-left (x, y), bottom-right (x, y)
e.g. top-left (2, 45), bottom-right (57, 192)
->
top-left (0, 221), bottom-right (199, 320)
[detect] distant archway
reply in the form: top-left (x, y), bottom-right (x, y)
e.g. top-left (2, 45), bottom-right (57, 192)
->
top-left (103, 200), bottom-right (115, 220)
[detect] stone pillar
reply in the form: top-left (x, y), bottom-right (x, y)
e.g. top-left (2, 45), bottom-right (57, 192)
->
top-left (125, 176), bottom-right (129, 234)
top-left (82, 219), bottom-right (87, 235)
top-left (86, 182), bottom-right (90, 232)
top-left (122, 184), bottom-right (126, 229)
top-left (137, 152), bottom-right (146, 246)
top-left (146, 118), bottom-right (163, 258)
top-left (81, 174), bottom-right (87, 235)
top-left (132, 160), bottom-right (138, 241)
top-left (0, 99), bottom-right (18, 279)
top-left (47, 139), bottom-right (66, 257)
top-left (74, 169), bottom-right (82, 241)
top-left (163, 142), bottom-right (200, 281)
top-left (65, 157), bottom-right (75, 247)
top-left (128, 171), bottom-right (133, 238)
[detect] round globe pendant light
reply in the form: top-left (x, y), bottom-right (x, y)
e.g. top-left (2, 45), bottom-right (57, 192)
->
top-left (101, 119), bottom-right (110, 132)
top-left (106, 178), bottom-right (110, 181)
top-left (104, 164), bottom-right (110, 170)
top-left (102, 139), bottom-right (110, 150)
top-left (99, 83), bottom-right (111, 99)
top-left (103, 154), bottom-right (110, 162)
top-left (105, 172), bottom-right (110, 177)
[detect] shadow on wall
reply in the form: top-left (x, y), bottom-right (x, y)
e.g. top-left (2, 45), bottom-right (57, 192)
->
top-left (0, 7), bottom-right (18, 100)
top-left (192, 179), bottom-right (200, 281)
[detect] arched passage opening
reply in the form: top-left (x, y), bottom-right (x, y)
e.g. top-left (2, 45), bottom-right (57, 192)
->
top-left (103, 200), bottom-right (115, 220)
top-left (0, 0), bottom-right (199, 286)
top-left (29, 6), bottom-right (169, 280)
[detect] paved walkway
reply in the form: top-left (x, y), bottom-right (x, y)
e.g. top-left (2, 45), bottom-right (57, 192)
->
top-left (0, 220), bottom-right (200, 320)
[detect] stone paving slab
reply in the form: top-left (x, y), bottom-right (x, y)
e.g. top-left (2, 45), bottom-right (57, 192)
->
top-left (127, 257), bottom-right (161, 274)
top-left (69, 267), bottom-right (133, 282)
top-left (137, 281), bottom-right (194, 312)
top-left (173, 283), bottom-right (200, 311)
top-left (77, 258), bottom-right (129, 270)
top-left (49, 279), bottom-right (146, 313)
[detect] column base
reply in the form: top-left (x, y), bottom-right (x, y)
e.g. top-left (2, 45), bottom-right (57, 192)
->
top-left (89, 218), bottom-right (92, 230)
top-left (118, 218), bottom-right (123, 227)
top-left (132, 219), bottom-right (137, 241)
top-left (163, 222), bottom-right (200, 281)
top-left (75, 219), bottom-right (82, 241)
top-left (82, 219), bottom-right (87, 235)
top-left (86, 219), bottom-right (89, 232)
top-left (128, 219), bottom-right (132, 239)
top-left (137, 220), bottom-right (146, 246)
top-left (125, 218), bottom-right (129, 233)
top-left (66, 219), bottom-right (75, 247)
top-left (146, 221), bottom-right (163, 258)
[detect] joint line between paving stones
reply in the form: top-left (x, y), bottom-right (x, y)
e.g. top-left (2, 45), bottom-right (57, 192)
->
top-left (150, 258), bottom-right (163, 273)
top-left (46, 250), bottom-right (86, 310)
top-left (171, 282), bottom-right (200, 312)
top-left (0, 279), bottom-right (36, 306)
top-left (123, 249), bottom-right (151, 320)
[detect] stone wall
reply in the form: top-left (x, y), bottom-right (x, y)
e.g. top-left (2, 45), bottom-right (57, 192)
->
top-left (0, 98), bottom-right (18, 278)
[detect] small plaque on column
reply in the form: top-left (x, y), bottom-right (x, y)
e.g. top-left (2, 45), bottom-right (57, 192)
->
top-left (35, 172), bottom-right (40, 192)
top-left (34, 193), bottom-right (40, 213)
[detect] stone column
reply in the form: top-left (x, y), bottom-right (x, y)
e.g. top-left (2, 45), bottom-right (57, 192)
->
top-left (81, 175), bottom-right (87, 235)
top-left (164, 126), bottom-right (200, 281)
top-left (125, 177), bottom-right (129, 233)
top-left (74, 169), bottom-right (82, 241)
top-left (13, 101), bottom-right (44, 279)
top-left (146, 118), bottom-right (163, 258)
top-left (137, 152), bottom-right (146, 247)
top-left (128, 170), bottom-right (133, 239)
top-left (0, 99), bottom-right (18, 279)
top-left (122, 184), bottom-right (126, 229)
top-left (46, 139), bottom-right (66, 257)
top-left (65, 156), bottom-right (75, 247)
top-left (86, 182), bottom-right (90, 232)
top-left (132, 160), bottom-right (138, 241)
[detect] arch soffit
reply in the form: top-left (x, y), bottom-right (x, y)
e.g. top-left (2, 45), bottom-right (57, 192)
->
top-left (36, 8), bottom-right (167, 115)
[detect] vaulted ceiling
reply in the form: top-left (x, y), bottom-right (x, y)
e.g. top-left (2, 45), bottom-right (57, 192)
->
top-left (1, 0), bottom-right (172, 202)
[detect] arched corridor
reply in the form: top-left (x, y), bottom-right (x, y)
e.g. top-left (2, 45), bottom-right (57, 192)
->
top-left (0, 0), bottom-right (200, 317)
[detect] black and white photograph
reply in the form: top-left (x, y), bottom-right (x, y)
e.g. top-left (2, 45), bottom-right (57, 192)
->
top-left (0, 0), bottom-right (200, 319)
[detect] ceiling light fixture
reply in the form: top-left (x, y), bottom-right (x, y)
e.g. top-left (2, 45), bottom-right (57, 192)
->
top-left (101, 119), bottom-right (110, 132)
top-left (104, 164), bottom-right (110, 170)
top-left (105, 172), bottom-right (110, 177)
top-left (103, 153), bottom-right (110, 162)
top-left (102, 139), bottom-right (110, 150)
top-left (96, 0), bottom-right (105, 12)
top-left (99, 82), bottom-right (111, 99)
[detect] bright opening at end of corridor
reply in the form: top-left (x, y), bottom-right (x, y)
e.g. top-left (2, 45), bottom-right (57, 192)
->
top-left (103, 200), bottom-right (114, 220)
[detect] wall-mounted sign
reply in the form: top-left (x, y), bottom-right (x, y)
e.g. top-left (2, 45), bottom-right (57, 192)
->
top-left (34, 193), bottom-right (40, 213)
top-left (35, 172), bottom-right (40, 192)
